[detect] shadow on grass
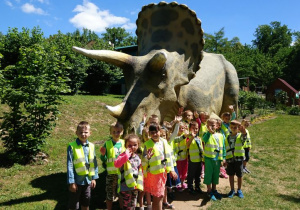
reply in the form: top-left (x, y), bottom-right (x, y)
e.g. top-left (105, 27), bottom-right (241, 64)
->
top-left (0, 171), bottom-right (109, 209)
top-left (0, 152), bottom-right (15, 168)
top-left (277, 194), bottom-right (300, 203)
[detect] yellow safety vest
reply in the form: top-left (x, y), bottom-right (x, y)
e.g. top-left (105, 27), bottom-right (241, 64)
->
top-left (199, 123), bottom-right (208, 137)
top-left (143, 138), bottom-right (173, 175)
top-left (118, 160), bottom-right (143, 192)
top-left (106, 139), bottom-right (125, 174)
top-left (188, 137), bottom-right (203, 162)
top-left (204, 133), bottom-right (224, 160)
top-left (176, 135), bottom-right (187, 161)
top-left (221, 123), bottom-right (230, 138)
top-left (225, 134), bottom-right (245, 159)
top-left (243, 129), bottom-right (252, 149)
top-left (69, 141), bottom-right (95, 177)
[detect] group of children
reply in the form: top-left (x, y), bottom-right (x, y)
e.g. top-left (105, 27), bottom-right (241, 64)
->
top-left (67, 106), bottom-right (252, 210)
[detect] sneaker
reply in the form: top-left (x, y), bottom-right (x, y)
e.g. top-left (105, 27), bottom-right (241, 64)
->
top-left (244, 167), bottom-right (251, 173)
top-left (237, 189), bottom-right (244, 198)
top-left (208, 192), bottom-right (217, 201)
top-left (182, 182), bottom-right (188, 189)
top-left (147, 205), bottom-right (152, 210)
top-left (177, 186), bottom-right (184, 192)
top-left (228, 190), bottom-right (235, 198)
top-left (213, 190), bottom-right (222, 200)
top-left (163, 202), bottom-right (175, 209)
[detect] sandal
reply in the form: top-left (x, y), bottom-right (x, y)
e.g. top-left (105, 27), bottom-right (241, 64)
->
top-left (163, 202), bottom-right (175, 209)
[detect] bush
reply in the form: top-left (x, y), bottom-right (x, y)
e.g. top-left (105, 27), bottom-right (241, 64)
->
top-left (288, 106), bottom-right (300, 115)
top-left (0, 44), bottom-right (69, 163)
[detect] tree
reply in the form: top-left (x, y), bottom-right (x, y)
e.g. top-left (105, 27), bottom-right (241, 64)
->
top-left (101, 27), bottom-right (137, 48)
top-left (252, 21), bottom-right (293, 55)
top-left (0, 44), bottom-right (69, 163)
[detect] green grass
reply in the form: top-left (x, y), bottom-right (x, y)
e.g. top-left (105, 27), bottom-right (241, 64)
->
top-left (209, 114), bottom-right (300, 210)
top-left (1, 95), bottom-right (300, 209)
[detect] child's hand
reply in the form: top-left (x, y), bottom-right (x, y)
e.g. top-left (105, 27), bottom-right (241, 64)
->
top-left (170, 171), bottom-right (178, 180)
top-left (239, 125), bottom-right (247, 134)
top-left (174, 115), bottom-right (182, 123)
top-left (69, 183), bottom-right (77, 192)
top-left (194, 111), bottom-right (199, 119)
top-left (207, 125), bottom-right (215, 134)
top-left (100, 147), bottom-right (106, 156)
top-left (229, 105), bottom-right (234, 112)
top-left (126, 148), bottom-right (133, 157)
top-left (146, 148), bottom-right (154, 160)
top-left (91, 180), bottom-right (96, 189)
top-left (143, 113), bottom-right (147, 123)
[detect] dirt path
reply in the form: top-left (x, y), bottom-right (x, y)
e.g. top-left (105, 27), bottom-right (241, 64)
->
top-left (166, 177), bottom-right (230, 210)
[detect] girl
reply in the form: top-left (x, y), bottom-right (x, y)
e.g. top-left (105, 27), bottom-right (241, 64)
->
top-left (114, 134), bottom-right (143, 210)
top-left (142, 123), bottom-right (177, 210)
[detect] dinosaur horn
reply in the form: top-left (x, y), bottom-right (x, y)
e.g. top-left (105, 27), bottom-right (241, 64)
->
top-left (72, 46), bottom-right (134, 68)
top-left (148, 52), bottom-right (167, 72)
top-left (106, 102), bottom-right (126, 118)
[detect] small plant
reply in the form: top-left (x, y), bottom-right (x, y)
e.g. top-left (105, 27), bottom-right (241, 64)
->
top-left (288, 106), bottom-right (300, 115)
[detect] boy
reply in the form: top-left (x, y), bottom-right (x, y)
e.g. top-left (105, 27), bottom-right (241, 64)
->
top-left (186, 121), bottom-right (203, 194)
top-left (220, 105), bottom-right (236, 138)
top-left (224, 120), bottom-right (248, 198)
top-left (100, 122), bottom-right (125, 210)
top-left (67, 121), bottom-right (99, 210)
top-left (241, 119), bottom-right (252, 173)
top-left (202, 118), bottom-right (226, 201)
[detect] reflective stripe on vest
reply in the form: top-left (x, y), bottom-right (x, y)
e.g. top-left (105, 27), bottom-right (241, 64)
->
top-left (143, 138), bottom-right (173, 175)
top-left (69, 141), bottom-right (95, 176)
top-left (118, 160), bottom-right (143, 192)
top-left (106, 139), bottom-right (125, 174)
top-left (189, 138), bottom-right (203, 163)
top-left (204, 133), bottom-right (224, 160)
top-left (225, 134), bottom-right (245, 159)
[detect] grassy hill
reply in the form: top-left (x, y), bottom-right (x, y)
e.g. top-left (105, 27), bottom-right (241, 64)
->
top-left (0, 95), bottom-right (299, 209)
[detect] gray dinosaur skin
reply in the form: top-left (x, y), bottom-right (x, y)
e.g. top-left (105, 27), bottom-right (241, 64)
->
top-left (118, 50), bottom-right (239, 134)
top-left (72, 46), bottom-right (239, 134)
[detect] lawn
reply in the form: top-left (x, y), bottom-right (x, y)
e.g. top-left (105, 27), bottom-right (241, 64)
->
top-left (0, 95), bottom-right (299, 209)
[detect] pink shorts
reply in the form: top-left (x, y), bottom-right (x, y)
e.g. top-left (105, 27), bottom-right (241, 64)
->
top-left (144, 172), bottom-right (167, 197)
top-left (176, 159), bottom-right (188, 180)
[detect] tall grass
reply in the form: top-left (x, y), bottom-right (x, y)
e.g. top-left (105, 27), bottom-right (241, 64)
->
top-left (0, 95), bottom-right (299, 209)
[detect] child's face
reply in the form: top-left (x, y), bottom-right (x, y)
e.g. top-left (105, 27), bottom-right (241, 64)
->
top-left (76, 127), bottom-right (91, 143)
top-left (207, 121), bottom-right (216, 133)
top-left (222, 115), bottom-right (230, 123)
top-left (200, 114), bottom-right (209, 123)
top-left (110, 127), bottom-right (123, 141)
top-left (178, 125), bottom-right (187, 134)
top-left (230, 124), bottom-right (239, 135)
top-left (185, 111), bottom-right (193, 122)
top-left (160, 130), bottom-right (167, 139)
top-left (243, 122), bottom-right (250, 128)
top-left (216, 121), bottom-right (221, 130)
top-left (126, 138), bottom-right (139, 153)
top-left (149, 129), bottom-right (160, 141)
top-left (189, 124), bottom-right (199, 135)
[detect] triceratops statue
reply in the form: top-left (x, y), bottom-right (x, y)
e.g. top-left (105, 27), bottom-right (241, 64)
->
top-left (73, 2), bottom-right (239, 134)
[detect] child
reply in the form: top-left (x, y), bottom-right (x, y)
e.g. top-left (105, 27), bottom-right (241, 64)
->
top-left (186, 121), bottom-right (203, 194)
top-left (67, 121), bottom-right (99, 210)
top-left (202, 118), bottom-right (226, 201)
top-left (224, 120), bottom-right (248, 198)
top-left (114, 134), bottom-right (143, 210)
top-left (142, 123), bottom-right (177, 210)
top-left (100, 122), bottom-right (125, 210)
top-left (241, 119), bottom-right (252, 173)
top-left (174, 121), bottom-right (189, 191)
top-left (220, 105), bottom-right (236, 138)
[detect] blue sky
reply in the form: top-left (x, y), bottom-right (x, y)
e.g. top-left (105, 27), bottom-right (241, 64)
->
top-left (1, 0), bottom-right (300, 45)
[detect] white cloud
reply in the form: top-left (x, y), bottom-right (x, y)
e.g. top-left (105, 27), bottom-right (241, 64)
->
top-left (69, 0), bottom-right (134, 33)
top-left (5, 0), bottom-right (14, 8)
top-left (21, 3), bottom-right (47, 15)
